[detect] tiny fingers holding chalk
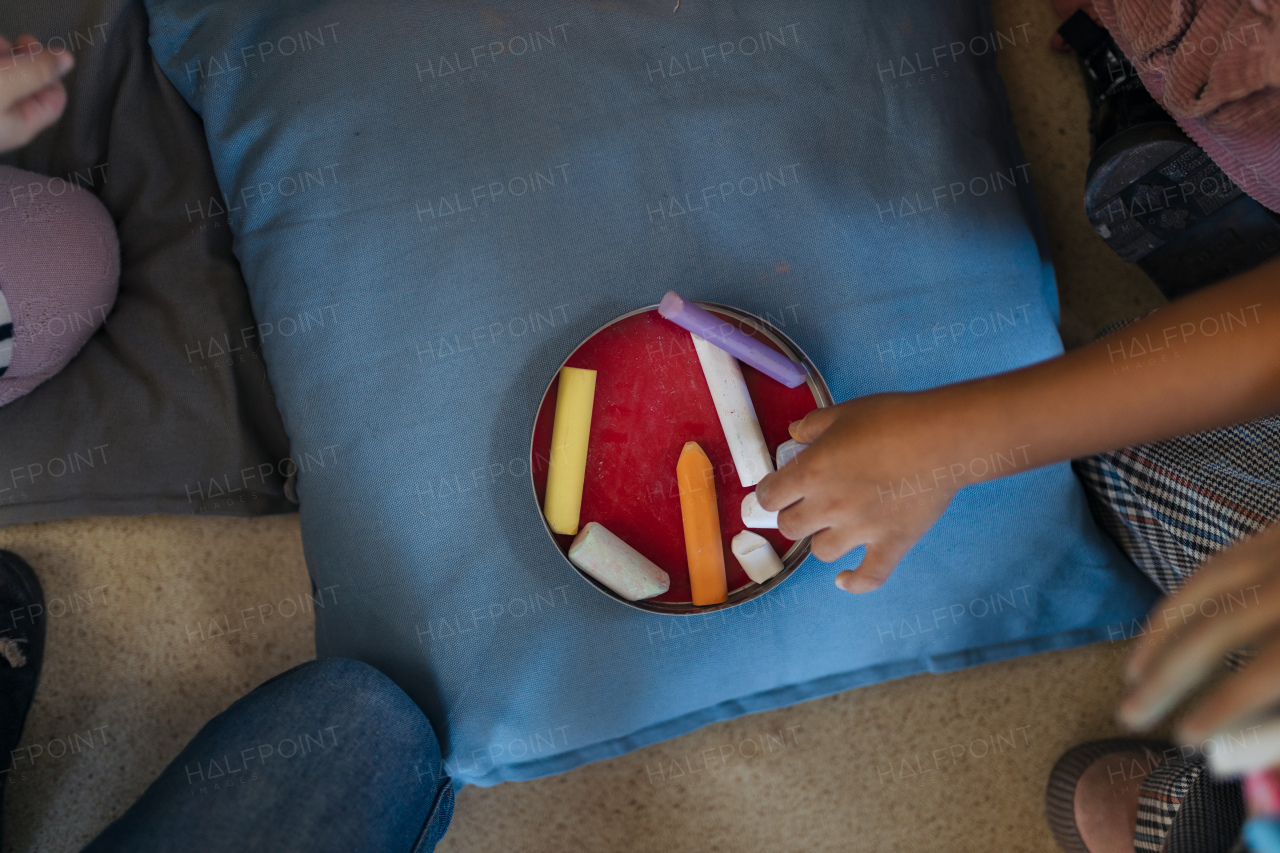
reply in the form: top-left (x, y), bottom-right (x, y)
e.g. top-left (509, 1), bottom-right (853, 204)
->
top-left (790, 407), bottom-right (838, 443)
top-left (754, 462), bottom-right (806, 514)
top-left (776, 496), bottom-right (829, 542)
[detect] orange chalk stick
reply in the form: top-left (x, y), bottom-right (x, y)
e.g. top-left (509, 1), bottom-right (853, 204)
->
top-left (677, 441), bottom-right (728, 606)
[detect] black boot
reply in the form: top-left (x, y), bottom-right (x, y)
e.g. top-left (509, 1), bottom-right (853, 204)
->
top-left (0, 551), bottom-right (46, 849)
top-left (1058, 10), bottom-right (1280, 300)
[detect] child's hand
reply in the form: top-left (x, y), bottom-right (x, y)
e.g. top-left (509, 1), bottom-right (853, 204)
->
top-left (0, 35), bottom-right (73, 155)
top-left (1119, 521), bottom-right (1280, 768)
top-left (754, 256), bottom-right (1280, 597)
top-left (755, 391), bottom-right (971, 593)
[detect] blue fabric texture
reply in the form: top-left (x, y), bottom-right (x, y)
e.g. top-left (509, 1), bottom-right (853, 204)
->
top-left (1246, 817), bottom-right (1280, 853)
top-left (143, 0), bottom-right (1159, 786)
top-left (84, 659), bottom-right (454, 852)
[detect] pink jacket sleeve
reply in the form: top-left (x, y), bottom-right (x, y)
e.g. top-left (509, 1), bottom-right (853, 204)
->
top-left (1094, 0), bottom-right (1280, 212)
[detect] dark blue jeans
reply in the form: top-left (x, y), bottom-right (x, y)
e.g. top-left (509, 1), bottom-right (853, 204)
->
top-left (83, 658), bottom-right (453, 852)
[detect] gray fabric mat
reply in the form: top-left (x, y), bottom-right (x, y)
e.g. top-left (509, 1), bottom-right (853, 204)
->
top-left (0, 0), bottom-right (294, 526)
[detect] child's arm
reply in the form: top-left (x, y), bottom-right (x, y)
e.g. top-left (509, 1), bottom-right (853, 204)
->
top-left (755, 255), bottom-right (1280, 592)
top-left (0, 35), bottom-right (73, 155)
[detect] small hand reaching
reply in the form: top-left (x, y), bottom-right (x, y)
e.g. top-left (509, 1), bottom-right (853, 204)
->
top-left (0, 35), bottom-right (73, 155)
top-left (755, 391), bottom-right (975, 593)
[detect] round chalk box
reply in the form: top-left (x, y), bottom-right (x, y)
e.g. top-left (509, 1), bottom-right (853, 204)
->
top-left (530, 302), bottom-right (833, 614)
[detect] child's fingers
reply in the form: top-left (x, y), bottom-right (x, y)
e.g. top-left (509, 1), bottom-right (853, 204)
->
top-left (1177, 632), bottom-right (1280, 743)
top-left (29, 35), bottom-right (75, 74)
top-left (754, 462), bottom-right (806, 513)
top-left (0, 79), bottom-right (67, 152)
top-left (0, 35), bottom-right (72, 153)
top-left (808, 522), bottom-right (867, 564)
top-left (834, 536), bottom-right (911, 593)
top-left (775, 491), bottom-right (830, 542)
top-left (789, 407), bottom-right (839, 443)
top-left (1125, 527), bottom-right (1280, 682)
top-left (14, 80), bottom-right (66, 125)
top-left (1120, 571), bottom-right (1280, 731)
top-left (0, 37), bottom-right (73, 106)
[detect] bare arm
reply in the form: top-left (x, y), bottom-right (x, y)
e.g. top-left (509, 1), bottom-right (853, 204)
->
top-left (958, 255), bottom-right (1280, 468)
top-left (755, 256), bottom-right (1280, 591)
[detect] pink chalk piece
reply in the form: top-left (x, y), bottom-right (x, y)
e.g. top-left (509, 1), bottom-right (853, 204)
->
top-left (658, 291), bottom-right (807, 388)
top-left (1246, 768), bottom-right (1280, 816)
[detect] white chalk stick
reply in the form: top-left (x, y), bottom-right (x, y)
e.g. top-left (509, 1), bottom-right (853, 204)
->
top-left (740, 492), bottom-right (778, 529)
top-left (568, 522), bottom-right (670, 601)
top-left (1206, 715), bottom-right (1280, 776)
top-left (776, 439), bottom-right (808, 468)
top-left (732, 531), bottom-right (784, 584)
top-left (691, 333), bottom-right (773, 487)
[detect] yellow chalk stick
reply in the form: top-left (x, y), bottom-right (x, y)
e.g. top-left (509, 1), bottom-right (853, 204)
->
top-left (677, 441), bottom-right (728, 606)
top-left (544, 366), bottom-right (597, 535)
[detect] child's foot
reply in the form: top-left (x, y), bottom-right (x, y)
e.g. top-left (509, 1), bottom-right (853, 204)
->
top-left (1073, 750), bottom-right (1151, 852)
top-left (1047, 739), bottom-right (1171, 853)
top-left (0, 550), bottom-right (46, 850)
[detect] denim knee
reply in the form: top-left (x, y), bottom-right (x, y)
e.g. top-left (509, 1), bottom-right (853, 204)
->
top-left (257, 658), bottom-right (444, 764)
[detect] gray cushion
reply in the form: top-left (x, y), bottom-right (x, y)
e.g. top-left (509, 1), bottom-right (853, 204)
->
top-left (0, 0), bottom-right (293, 526)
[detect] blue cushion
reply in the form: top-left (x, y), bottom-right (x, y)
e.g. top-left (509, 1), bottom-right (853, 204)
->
top-left (145, 0), bottom-right (1158, 786)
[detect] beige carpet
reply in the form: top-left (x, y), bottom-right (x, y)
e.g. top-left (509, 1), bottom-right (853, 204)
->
top-left (1, 0), bottom-right (1171, 849)
top-left (0, 516), bottom-right (314, 853)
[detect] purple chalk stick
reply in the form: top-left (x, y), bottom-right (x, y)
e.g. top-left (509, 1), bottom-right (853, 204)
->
top-left (658, 292), bottom-right (808, 388)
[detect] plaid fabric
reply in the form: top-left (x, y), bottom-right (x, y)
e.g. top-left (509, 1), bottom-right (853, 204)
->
top-left (1073, 412), bottom-right (1280, 852)
top-left (1073, 417), bottom-right (1280, 594)
top-left (1135, 757), bottom-right (1245, 853)
top-left (1135, 759), bottom-right (1198, 852)
top-left (0, 283), bottom-right (11, 379)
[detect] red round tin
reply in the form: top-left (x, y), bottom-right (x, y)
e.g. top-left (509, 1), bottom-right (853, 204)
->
top-left (530, 302), bottom-right (831, 614)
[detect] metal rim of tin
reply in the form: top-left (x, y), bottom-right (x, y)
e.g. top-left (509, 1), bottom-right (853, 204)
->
top-left (529, 301), bottom-right (834, 615)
